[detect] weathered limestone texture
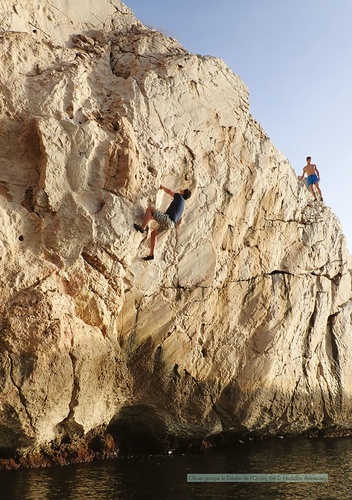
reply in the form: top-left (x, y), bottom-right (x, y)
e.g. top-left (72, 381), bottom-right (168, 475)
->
top-left (0, 0), bottom-right (352, 466)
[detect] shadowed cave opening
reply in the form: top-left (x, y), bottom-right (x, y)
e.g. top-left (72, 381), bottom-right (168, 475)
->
top-left (107, 405), bottom-right (169, 454)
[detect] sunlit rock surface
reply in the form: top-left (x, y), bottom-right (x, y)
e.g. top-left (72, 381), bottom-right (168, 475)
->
top-left (0, 0), bottom-right (351, 467)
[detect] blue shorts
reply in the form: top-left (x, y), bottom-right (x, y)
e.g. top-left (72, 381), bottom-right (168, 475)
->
top-left (307, 174), bottom-right (319, 186)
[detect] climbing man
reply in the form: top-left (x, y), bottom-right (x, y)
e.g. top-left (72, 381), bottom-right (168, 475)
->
top-left (134, 184), bottom-right (192, 261)
top-left (298, 156), bottom-right (323, 201)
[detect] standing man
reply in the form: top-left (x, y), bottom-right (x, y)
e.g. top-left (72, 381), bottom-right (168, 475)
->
top-left (299, 156), bottom-right (323, 201)
top-left (134, 184), bottom-right (192, 261)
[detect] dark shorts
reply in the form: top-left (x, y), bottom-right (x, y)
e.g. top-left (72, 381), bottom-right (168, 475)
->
top-left (307, 174), bottom-right (319, 186)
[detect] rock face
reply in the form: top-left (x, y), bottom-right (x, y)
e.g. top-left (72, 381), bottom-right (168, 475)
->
top-left (1, 0), bottom-right (352, 466)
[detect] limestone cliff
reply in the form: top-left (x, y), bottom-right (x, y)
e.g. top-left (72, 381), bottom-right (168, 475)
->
top-left (0, 0), bottom-right (352, 467)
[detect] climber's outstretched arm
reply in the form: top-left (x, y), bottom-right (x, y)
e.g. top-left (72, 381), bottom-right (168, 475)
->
top-left (160, 185), bottom-right (175, 197)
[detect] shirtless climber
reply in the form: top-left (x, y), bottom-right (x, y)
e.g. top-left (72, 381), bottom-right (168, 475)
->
top-left (298, 156), bottom-right (323, 201)
top-left (134, 184), bottom-right (192, 261)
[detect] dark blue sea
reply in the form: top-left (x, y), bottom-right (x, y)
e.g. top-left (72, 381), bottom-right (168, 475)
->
top-left (0, 437), bottom-right (351, 499)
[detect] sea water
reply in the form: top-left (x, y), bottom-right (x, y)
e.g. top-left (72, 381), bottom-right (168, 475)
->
top-left (0, 437), bottom-right (351, 499)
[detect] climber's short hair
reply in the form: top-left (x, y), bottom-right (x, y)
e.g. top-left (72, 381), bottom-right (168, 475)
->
top-left (182, 189), bottom-right (192, 200)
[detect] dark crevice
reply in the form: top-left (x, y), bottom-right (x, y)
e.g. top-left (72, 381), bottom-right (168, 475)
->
top-left (302, 300), bottom-right (319, 378)
top-left (327, 313), bottom-right (340, 369)
top-left (269, 270), bottom-right (294, 277)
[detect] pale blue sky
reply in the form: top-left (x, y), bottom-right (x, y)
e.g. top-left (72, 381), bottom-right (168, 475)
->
top-left (125, 0), bottom-right (352, 251)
